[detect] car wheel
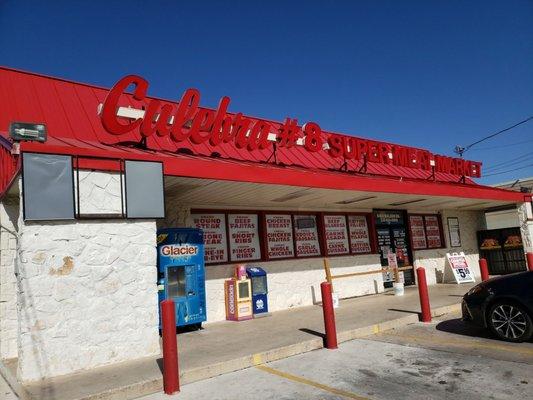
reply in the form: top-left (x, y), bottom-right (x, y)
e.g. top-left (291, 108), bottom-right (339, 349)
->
top-left (488, 301), bottom-right (533, 342)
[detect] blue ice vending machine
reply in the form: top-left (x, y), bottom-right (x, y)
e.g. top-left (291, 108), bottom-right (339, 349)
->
top-left (157, 228), bottom-right (206, 328)
top-left (246, 267), bottom-right (269, 316)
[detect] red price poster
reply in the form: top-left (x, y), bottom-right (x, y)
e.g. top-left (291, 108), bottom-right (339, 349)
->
top-left (228, 214), bottom-right (261, 261)
top-left (294, 215), bottom-right (321, 257)
top-left (265, 214), bottom-right (295, 259)
top-left (409, 215), bottom-right (427, 250)
top-left (424, 216), bottom-right (442, 248)
top-left (348, 215), bottom-right (372, 253)
top-left (191, 213), bottom-right (228, 263)
top-left (324, 215), bottom-right (349, 255)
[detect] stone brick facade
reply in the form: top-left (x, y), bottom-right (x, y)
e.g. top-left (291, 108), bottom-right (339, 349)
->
top-left (0, 196), bottom-right (19, 360)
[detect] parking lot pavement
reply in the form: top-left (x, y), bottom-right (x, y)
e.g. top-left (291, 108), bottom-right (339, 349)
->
top-left (138, 312), bottom-right (533, 400)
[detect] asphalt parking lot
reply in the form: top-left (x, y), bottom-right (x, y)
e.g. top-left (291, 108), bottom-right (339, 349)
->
top-left (140, 311), bottom-right (533, 400)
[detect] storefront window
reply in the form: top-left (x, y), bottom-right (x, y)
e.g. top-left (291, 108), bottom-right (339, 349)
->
top-left (323, 215), bottom-right (350, 255)
top-left (408, 214), bottom-right (444, 250)
top-left (409, 215), bottom-right (427, 250)
top-left (228, 213), bottom-right (262, 262)
top-left (294, 214), bottom-right (321, 257)
top-left (424, 215), bottom-right (442, 248)
top-left (191, 213), bottom-right (228, 263)
top-left (265, 214), bottom-right (295, 259)
top-left (192, 209), bottom-right (376, 264)
top-left (347, 215), bottom-right (372, 254)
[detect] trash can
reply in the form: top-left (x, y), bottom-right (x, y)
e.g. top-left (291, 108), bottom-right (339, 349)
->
top-left (246, 267), bottom-right (270, 317)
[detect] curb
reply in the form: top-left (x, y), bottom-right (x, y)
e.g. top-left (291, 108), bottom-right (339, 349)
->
top-left (65, 303), bottom-right (461, 400)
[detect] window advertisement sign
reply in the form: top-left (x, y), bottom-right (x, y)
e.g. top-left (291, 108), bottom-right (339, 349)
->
top-left (348, 215), bottom-right (372, 253)
top-left (294, 215), bottom-right (321, 257)
top-left (447, 217), bottom-right (461, 247)
top-left (228, 214), bottom-right (261, 262)
top-left (424, 215), bottom-right (442, 248)
top-left (324, 215), bottom-right (350, 255)
top-left (409, 215), bottom-right (427, 250)
top-left (191, 213), bottom-right (228, 263)
top-left (265, 214), bottom-right (295, 259)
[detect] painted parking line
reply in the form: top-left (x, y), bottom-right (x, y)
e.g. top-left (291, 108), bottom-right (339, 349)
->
top-left (377, 333), bottom-right (533, 356)
top-left (255, 364), bottom-right (371, 400)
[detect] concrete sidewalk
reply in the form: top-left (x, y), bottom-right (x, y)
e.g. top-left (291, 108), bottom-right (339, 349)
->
top-left (5, 283), bottom-right (474, 400)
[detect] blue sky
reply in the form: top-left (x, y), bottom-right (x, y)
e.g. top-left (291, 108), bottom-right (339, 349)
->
top-left (1, 1), bottom-right (532, 184)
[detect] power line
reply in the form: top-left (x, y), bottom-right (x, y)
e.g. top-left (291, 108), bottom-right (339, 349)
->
top-left (454, 115), bottom-right (533, 156)
top-left (484, 153), bottom-right (533, 172)
top-left (468, 137), bottom-right (533, 151)
top-left (483, 163), bottom-right (533, 177)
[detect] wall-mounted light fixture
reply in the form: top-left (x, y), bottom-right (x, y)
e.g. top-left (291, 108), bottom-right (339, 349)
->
top-left (9, 122), bottom-right (47, 142)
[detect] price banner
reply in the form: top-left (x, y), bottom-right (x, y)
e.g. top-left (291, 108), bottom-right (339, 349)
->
top-left (409, 215), bottom-right (427, 250)
top-left (324, 215), bottom-right (349, 255)
top-left (446, 252), bottom-right (475, 284)
top-left (265, 214), bottom-right (295, 259)
top-left (294, 215), bottom-right (321, 257)
top-left (192, 213), bottom-right (228, 263)
top-left (348, 215), bottom-right (372, 253)
top-left (228, 214), bottom-right (261, 262)
top-left (425, 216), bottom-right (442, 248)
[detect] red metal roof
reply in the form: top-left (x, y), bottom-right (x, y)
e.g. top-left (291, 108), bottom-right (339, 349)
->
top-left (0, 66), bottom-right (525, 203)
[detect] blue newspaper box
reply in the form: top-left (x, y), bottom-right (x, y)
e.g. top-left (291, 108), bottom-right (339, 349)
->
top-left (157, 228), bottom-right (206, 328)
top-left (246, 267), bottom-right (269, 316)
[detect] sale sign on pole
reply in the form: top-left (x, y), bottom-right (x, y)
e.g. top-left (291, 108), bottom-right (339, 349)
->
top-left (446, 252), bottom-right (475, 284)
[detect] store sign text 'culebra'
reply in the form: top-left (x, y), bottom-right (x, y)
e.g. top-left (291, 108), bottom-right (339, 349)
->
top-left (100, 75), bottom-right (482, 178)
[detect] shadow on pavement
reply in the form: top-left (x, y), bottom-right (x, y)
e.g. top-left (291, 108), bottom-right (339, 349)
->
top-left (299, 328), bottom-right (326, 347)
top-left (436, 318), bottom-right (492, 339)
top-left (388, 308), bottom-right (420, 316)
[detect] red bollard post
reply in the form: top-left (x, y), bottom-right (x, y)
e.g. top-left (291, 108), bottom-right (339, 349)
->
top-left (527, 252), bottom-right (533, 272)
top-left (479, 258), bottom-right (489, 281)
top-left (320, 282), bottom-right (338, 349)
top-left (161, 299), bottom-right (180, 395)
top-left (416, 267), bottom-right (432, 323)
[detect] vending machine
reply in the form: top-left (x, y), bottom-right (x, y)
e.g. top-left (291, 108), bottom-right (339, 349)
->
top-left (157, 228), bottom-right (207, 328)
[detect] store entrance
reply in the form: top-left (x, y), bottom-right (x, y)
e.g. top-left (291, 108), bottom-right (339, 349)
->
top-left (374, 210), bottom-right (415, 288)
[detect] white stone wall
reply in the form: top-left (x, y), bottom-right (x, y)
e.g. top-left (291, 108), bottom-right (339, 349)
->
top-left (77, 171), bottom-right (122, 215)
top-left (412, 210), bottom-right (485, 285)
top-left (0, 196), bottom-right (19, 360)
top-left (16, 172), bottom-right (160, 382)
top-left (204, 254), bottom-right (382, 323)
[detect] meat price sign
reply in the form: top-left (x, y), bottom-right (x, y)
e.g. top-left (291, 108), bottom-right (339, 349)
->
top-left (228, 214), bottom-right (261, 262)
top-left (99, 75), bottom-right (482, 178)
top-left (348, 215), bottom-right (372, 253)
top-left (265, 214), bottom-right (295, 259)
top-left (192, 213), bottom-right (228, 263)
top-left (446, 252), bottom-right (475, 284)
top-left (324, 215), bottom-right (349, 255)
top-left (425, 216), bottom-right (442, 248)
top-left (409, 215), bottom-right (427, 250)
top-left (294, 215), bottom-right (321, 257)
